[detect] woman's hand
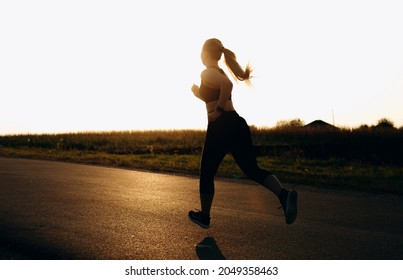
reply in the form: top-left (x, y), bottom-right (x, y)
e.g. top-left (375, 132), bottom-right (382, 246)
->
top-left (191, 84), bottom-right (200, 97)
top-left (208, 110), bottom-right (222, 123)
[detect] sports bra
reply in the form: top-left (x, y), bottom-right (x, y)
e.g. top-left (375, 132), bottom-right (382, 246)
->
top-left (198, 68), bottom-right (232, 103)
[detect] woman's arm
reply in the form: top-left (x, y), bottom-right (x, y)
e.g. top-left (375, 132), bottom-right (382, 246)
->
top-left (217, 78), bottom-right (233, 110)
top-left (201, 69), bottom-right (232, 109)
top-left (201, 69), bottom-right (233, 122)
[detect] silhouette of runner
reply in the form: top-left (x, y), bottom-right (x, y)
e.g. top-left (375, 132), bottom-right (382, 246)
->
top-left (189, 38), bottom-right (297, 228)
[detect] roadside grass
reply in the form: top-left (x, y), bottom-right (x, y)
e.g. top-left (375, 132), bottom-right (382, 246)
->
top-left (1, 127), bottom-right (402, 195)
top-left (1, 146), bottom-right (401, 195)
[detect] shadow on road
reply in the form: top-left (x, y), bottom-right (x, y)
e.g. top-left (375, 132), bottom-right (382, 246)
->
top-left (196, 237), bottom-right (226, 260)
top-left (0, 223), bottom-right (74, 260)
top-left (0, 238), bottom-right (73, 260)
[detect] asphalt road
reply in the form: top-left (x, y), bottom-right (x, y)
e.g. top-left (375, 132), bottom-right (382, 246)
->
top-left (0, 157), bottom-right (402, 260)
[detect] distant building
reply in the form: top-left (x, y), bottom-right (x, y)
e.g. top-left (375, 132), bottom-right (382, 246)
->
top-left (304, 120), bottom-right (338, 130)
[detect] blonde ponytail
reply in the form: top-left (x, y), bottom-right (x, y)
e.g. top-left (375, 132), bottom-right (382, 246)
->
top-left (222, 47), bottom-right (253, 86)
top-left (202, 38), bottom-right (253, 86)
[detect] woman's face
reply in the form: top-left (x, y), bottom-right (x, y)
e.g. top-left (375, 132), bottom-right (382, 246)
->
top-left (201, 49), bottom-right (209, 66)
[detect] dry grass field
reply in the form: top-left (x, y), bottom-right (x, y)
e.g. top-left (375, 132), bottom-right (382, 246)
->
top-left (1, 126), bottom-right (402, 195)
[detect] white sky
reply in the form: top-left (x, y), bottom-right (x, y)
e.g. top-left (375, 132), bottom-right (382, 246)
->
top-left (1, 0), bottom-right (402, 134)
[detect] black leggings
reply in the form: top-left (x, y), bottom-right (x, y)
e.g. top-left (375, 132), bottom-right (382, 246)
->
top-left (200, 111), bottom-right (271, 195)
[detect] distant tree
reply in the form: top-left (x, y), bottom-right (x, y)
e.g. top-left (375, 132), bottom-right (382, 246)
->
top-left (358, 124), bottom-right (369, 130)
top-left (276, 118), bottom-right (305, 128)
top-left (375, 118), bottom-right (395, 129)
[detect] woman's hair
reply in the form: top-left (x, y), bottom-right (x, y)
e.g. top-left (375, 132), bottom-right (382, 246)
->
top-left (202, 38), bottom-right (252, 85)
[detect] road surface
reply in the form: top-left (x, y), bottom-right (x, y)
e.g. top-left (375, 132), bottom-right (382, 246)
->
top-left (0, 157), bottom-right (402, 259)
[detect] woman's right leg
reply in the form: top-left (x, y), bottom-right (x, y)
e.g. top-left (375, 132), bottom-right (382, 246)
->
top-left (199, 120), bottom-right (228, 215)
top-left (199, 144), bottom-right (226, 217)
top-left (189, 121), bottom-right (227, 228)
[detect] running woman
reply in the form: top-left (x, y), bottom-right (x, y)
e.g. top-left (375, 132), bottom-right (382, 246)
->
top-left (188, 38), bottom-right (298, 229)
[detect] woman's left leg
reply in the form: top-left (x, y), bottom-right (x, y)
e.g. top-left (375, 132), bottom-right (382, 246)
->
top-left (230, 116), bottom-right (298, 224)
top-left (229, 116), bottom-right (280, 193)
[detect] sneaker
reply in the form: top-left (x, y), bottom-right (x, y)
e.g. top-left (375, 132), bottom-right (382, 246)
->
top-left (279, 189), bottom-right (298, 224)
top-left (188, 210), bottom-right (210, 229)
